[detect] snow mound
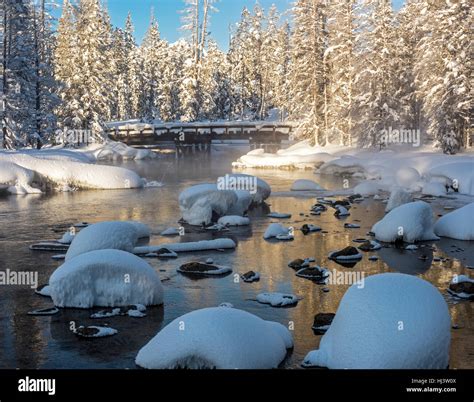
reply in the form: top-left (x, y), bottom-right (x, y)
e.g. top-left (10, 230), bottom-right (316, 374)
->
top-left (65, 221), bottom-right (141, 260)
top-left (135, 307), bottom-right (293, 369)
top-left (263, 223), bottom-right (290, 240)
top-left (218, 215), bottom-right (250, 226)
top-left (291, 179), bottom-right (324, 191)
top-left (302, 273), bottom-right (450, 369)
top-left (428, 162), bottom-right (474, 196)
top-left (49, 249), bottom-right (163, 308)
top-left (133, 238), bottom-right (236, 254)
top-left (318, 156), bottom-right (366, 176)
top-left (434, 203), bottom-right (474, 240)
top-left (372, 201), bottom-right (439, 243)
top-left (385, 187), bottom-right (413, 212)
top-left (0, 152), bottom-right (143, 190)
top-left (352, 180), bottom-right (389, 196)
top-left (125, 221), bottom-right (151, 239)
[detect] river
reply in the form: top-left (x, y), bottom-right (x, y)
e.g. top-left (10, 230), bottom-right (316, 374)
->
top-left (0, 147), bottom-right (472, 369)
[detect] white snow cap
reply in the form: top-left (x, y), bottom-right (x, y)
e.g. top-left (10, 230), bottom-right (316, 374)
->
top-left (136, 307), bottom-right (293, 369)
top-left (302, 273), bottom-right (451, 369)
top-left (372, 201), bottom-right (439, 243)
top-left (217, 215), bottom-right (250, 226)
top-left (434, 202), bottom-right (474, 240)
top-left (65, 221), bottom-right (148, 260)
top-left (49, 249), bottom-right (163, 308)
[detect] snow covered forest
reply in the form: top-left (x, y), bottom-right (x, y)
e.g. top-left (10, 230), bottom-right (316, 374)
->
top-left (0, 0), bottom-right (472, 153)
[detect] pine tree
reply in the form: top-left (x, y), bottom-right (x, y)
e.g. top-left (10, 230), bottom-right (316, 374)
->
top-left (414, 0), bottom-right (473, 154)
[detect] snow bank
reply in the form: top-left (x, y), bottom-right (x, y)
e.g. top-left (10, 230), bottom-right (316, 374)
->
top-left (65, 221), bottom-right (143, 260)
top-left (434, 203), bottom-right (474, 240)
top-left (352, 180), bottom-right (389, 196)
top-left (385, 187), bottom-right (413, 212)
top-left (49, 249), bottom-right (163, 308)
top-left (422, 181), bottom-right (447, 197)
top-left (0, 151), bottom-right (143, 190)
top-left (217, 216), bottom-right (250, 226)
top-left (291, 179), bottom-right (324, 191)
top-left (92, 141), bottom-right (155, 161)
top-left (135, 307), bottom-right (292, 369)
top-left (302, 273), bottom-right (450, 369)
top-left (372, 201), bottom-right (439, 243)
top-left (0, 160), bottom-right (41, 194)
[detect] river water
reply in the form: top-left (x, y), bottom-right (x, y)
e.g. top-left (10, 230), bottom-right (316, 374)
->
top-left (0, 147), bottom-right (472, 369)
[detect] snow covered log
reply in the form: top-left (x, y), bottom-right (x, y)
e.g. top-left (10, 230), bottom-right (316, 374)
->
top-left (434, 203), bottom-right (474, 240)
top-left (49, 249), bottom-right (164, 308)
top-left (371, 201), bottom-right (439, 243)
top-left (136, 307), bottom-right (292, 369)
top-left (65, 221), bottom-right (148, 260)
top-left (133, 238), bottom-right (236, 255)
top-left (302, 273), bottom-right (451, 369)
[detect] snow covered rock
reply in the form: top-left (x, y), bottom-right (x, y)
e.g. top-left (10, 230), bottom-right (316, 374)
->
top-left (291, 179), bottom-right (324, 191)
top-left (49, 249), bottom-right (163, 308)
top-left (241, 271), bottom-right (260, 283)
top-left (263, 223), bottom-right (291, 240)
top-left (312, 313), bottom-right (335, 334)
top-left (93, 141), bottom-right (155, 161)
top-left (353, 180), bottom-right (388, 196)
top-left (267, 212), bottom-right (292, 219)
top-left (133, 238), bottom-right (236, 254)
top-left (218, 215), bottom-right (250, 226)
top-left (328, 247), bottom-right (362, 261)
top-left (302, 273), bottom-right (451, 369)
top-left (135, 307), bottom-right (293, 369)
top-left (177, 262), bottom-right (232, 276)
top-left (301, 224), bottom-right (322, 234)
top-left (448, 275), bottom-right (474, 300)
top-left (256, 292), bottom-right (299, 307)
top-left (65, 221), bottom-right (144, 260)
top-left (74, 325), bottom-right (118, 338)
top-left (385, 187), bottom-right (413, 212)
top-left (295, 266), bottom-right (329, 282)
top-left (372, 201), bottom-right (439, 243)
top-left (160, 227), bottom-right (181, 236)
top-left (434, 203), bottom-right (474, 241)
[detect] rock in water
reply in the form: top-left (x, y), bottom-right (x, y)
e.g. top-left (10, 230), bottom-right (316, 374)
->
top-left (295, 266), bottom-right (329, 283)
top-left (448, 275), bottom-right (474, 300)
top-left (301, 224), bottom-right (322, 235)
top-left (288, 258), bottom-right (311, 270)
top-left (328, 246), bottom-right (363, 261)
top-left (241, 271), bottom-right (260, 283)
top-left (178, 262), bottom-right (232, 276)
top-left (302, 273), bottom-right (451, 369)
top-left (357, 240), bottom-right (382, 252)
top-left (257, 292), bottom-right (299, 307)
top-left (74, 325), bottom-right (118, 338)
top-left (27, 307), bottom-right (59, 316)
top-left (312, 313), bottom-right (335, 334)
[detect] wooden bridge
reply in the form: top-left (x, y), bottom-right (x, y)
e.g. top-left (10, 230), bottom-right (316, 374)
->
top-left (105, 121), bottom-right (295, 154)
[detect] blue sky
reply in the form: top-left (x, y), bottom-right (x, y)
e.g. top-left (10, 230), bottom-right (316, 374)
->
top-left (58, 0), bottom-right (405, 50)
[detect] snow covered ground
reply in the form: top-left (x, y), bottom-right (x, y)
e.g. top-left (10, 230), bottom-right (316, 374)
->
top-left (0, 141), bottom-right (153, 194)
top-left (234, 142), bottom-right (474, 198)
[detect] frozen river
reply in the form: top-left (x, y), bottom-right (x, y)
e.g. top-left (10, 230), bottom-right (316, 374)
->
top-left (0, 149), bottom-right (472, 369)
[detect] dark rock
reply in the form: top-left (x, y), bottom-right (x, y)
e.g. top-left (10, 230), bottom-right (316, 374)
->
top-left (241, 271), bottom-right (260, 283)
top-left (329, 246), bottom-right (361, 259)
top-left (296, 267), bottom-right (327, 282)
top-left (358, 240), bottom-right (374, 251)
top-left (449, 281), bottom-right (474, 296)
top-left (312, 313), bottom-right (335, 334)
top-left (179, 262), bottom-right (219, 273)
top-left (288, 258), bottom-right (307, 270)
top-left (352, 238), bottom-right (368, 243)
top-left (322, 287), bottom-right (330, 293)
top-left (333, 199), bottom-right (351, 208)
top-left (75, 326), bottom-right (100, 337)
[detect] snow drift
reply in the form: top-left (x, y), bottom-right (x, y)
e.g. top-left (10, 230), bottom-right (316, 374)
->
top-left (49, 249), bottom-right (163, 308)
top-left (302, 273), bottom-right (451, 369)
top-left (136, 307), bottom-right (292, 369)
top-left (0, 160), bottom-right (42, 194)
